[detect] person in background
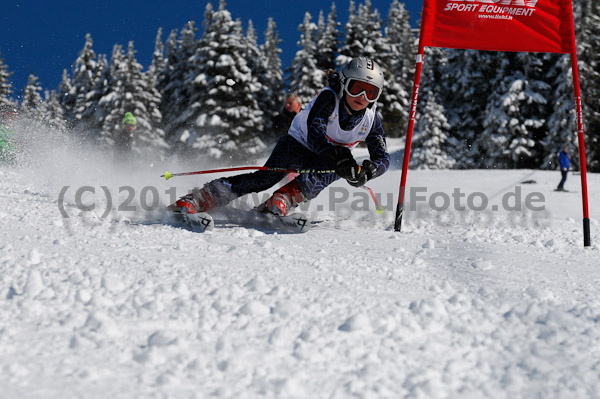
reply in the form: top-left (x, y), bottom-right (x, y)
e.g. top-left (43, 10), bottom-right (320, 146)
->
top-left (271, 93), bottom-right (302, 138)
top-left (168, 56), bottom-right (390, 217)
top-left (115, 112), bottom-right (137, 153)
top-left (0, 106), bottom-right (17, 166)
top-left (556, 146), bottom-right (571, 192)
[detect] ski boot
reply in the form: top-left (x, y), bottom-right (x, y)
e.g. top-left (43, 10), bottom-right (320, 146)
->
top-left (258, 180), bottom-right (307, 216)
top-left (168, 179), bottom-right (237, 214)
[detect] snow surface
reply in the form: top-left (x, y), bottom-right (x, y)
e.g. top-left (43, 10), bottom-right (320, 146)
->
top-left (1, 129), bottom-right (599, 399)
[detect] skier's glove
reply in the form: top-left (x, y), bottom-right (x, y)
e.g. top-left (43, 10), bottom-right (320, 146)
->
top-left (361, 159), bottom-right (378, 180)
top-left (331, 146), bottom-right (358, 179)
top-left (346, 160), bottom-right (378, 187)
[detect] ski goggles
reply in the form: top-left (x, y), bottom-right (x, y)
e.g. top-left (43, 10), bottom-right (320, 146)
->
top-left (344, 79), bottom-right (381, 102)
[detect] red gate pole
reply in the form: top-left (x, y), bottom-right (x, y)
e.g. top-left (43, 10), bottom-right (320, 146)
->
top-left (570, 33), bottom-right (591, 247)
top-left (394, 34), bottom-right (426, 231)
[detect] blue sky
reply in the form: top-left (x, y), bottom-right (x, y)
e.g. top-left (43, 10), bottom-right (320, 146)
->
top-left (1, 0), bottom-right (421, 98)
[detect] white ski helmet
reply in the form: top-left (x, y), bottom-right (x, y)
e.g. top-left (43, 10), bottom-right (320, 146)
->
top-left (341, 57), bottom-right (384, 102)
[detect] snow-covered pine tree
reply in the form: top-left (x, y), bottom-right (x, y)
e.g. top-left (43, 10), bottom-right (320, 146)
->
top-left (20, 74), bottom-right (44, 121)
top-left (40, 90), bottom-right (68, 132)
top-left (0, 49), bottom-right (14, 110)
top-left (381, 0), bottom-right (414, 138)
top-left (148, 27), bottom-right (166, 90)
top-left (443, 50), bottom-right (501, 168)
top-left (239, 19), bottom-right (279, 146)
top-left (158, 28), bottom-right (178, 103)
top-left (160, 21), bottom-right (198, 145)
top-left (338, 0), bottom-right (361, 66)
top-left (338, 0), bottom-right (387, 68)
top-left (99, 42), bottom-right (166, 155)
top-left (244, 19), bottom-right (277, 143)
top-left (575, 0), bottom-right (600, 171)
top-left (316, 12), bottom-right (327, 66)
top-left (411, 91), bottom-right (454, 169)
top-left (261, 17), bottom-right (285, 119)
top-left (541, 53), bottom-right (576, 169)
top-left (56, 69), bottom-right (74, 125)
top-left (316, 3), bottom-right (341, 72)
top-left (147, 28), bottom-right (168, 143)
top-left (98, 44), bottom-right (126, 146)
top-left (78, 53), bottom-right (109, 137)
top-left (245, 20), bottom-right (260, 72)
top-left (70, 33), bottom-right (98, 124)
top-left (475, 52), bottom-right (551, 168)
top-left (356, 0), bottom-right (386, 61)
top-left (411, 47), bottom-right (454, 169)
top-left (288, 12), bottom-right (324, 105)
top-left (183, 0), bottom-right (265, 160)
top-left (135, 57), bottom-right (167, 153)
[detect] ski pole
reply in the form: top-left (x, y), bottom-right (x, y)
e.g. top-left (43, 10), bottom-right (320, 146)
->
top-left (161, 166), bottom-right (336, 180)
top-left (162, 166), bottom-right (383, 214)
top-left (361, 185), bottom-right (385, 214)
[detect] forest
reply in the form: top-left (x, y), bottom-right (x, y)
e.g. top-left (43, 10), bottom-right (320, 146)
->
top-left (0, 0), bottom-right (598, 171)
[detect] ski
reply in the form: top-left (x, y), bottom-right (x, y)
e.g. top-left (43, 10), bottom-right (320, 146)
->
top-left (253, 211), bottom-right (311, 233)
top-left (118, 208), bottom-right (308, 233)
top-left (553, 189), bottom-right (576, 193)
top-left (120, 210), bottom-right (214, 233)
top-left (173, 211), bottom-right (214, 232)
top-left (212, 208), bottom-right (311, 233)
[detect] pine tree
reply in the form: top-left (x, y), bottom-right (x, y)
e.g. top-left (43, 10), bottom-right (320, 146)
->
top-left (475, 53), bottom-right (551, 168)
top-left (70, 33), bottom-right (99, 123)
top-left (411, 47), bottom-right (454, 169)
top-left (183, 0), bottom-right (265, 160)
top-left (57, 69), bottom-right (74, 124)
top-left (99, 42), bottom-right (166, 154)
top-left (261, 17), bottom-right (285, 118)
top-left (412, 92), bottom-right (454, 169)
top-left (541, 53), bottom-right (575, 169)
top-left (316, 3), bottom-right (341, 71)
top-left (288, 12), bottom-right (324, 105)
top-left (148, 27), bottom-right (166, 89)
top-left (79, 53), bottom-right (109, 135)
top-left (381, 0), bottom-right (414, 138)
top-left (98, 44), bottom-right (126, 145)
top-left (147, 27), bottom-right (168, 142)
top-left (245, 19), bottom-right (280, 144)
top-left (40, 90), bottom-right (68, 131)
top-left (357, 0), bottom-right (386, 61)
top-left (20, 74), bottom-right (44, 121)
top-left (339, 0), bottom-right (361, 65)
top-left (575, 0), bottom-right (600, 171)
top-left (443, 50), bottom-right (502, 168)
top-left (0, 49), bottom-right (14, 111)
top-left (245, 19), bottom-right (260, 73)
top-left (128, 43), bottom-right (166, 153)
top-left (315, 11), bottom-right (327, 67)
top-left (338, 0), bottom-right (386, 66)
top-left (160, 21), bottom-right (198, 144)
top-left (160, 27), bottom-right (179, 103)
top-left (244, 19), bottom-right (270, 116)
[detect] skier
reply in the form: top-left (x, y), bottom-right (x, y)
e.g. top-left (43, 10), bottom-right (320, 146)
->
top-left (168, 56), bottom-right (390, 217)
top-left (556, 147), bottom-right (571, 191)
top-left (115, 112), bottom-right (137, 153)
top-left (271, 93), bottom-right (302, 138)
top-left (0, 106), bottom-right (17, 166)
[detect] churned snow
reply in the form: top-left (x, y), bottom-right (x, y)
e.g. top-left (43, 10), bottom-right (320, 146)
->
top-left (0, 130), bottom-right (599, 399)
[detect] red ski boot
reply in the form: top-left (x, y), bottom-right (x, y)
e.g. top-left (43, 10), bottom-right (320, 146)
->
top-left (168, 179), bottom-right (236, 214)
top-left (259, 180), bottom-right (306, 216)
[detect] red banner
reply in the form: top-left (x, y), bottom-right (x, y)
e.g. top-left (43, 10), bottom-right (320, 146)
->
top-left (421, 0), bottom-right (575, 54)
